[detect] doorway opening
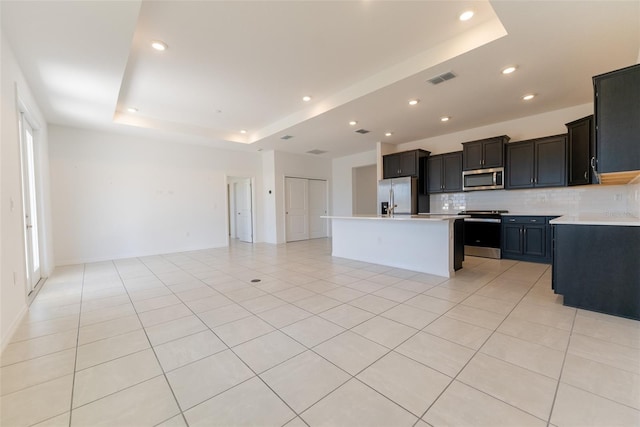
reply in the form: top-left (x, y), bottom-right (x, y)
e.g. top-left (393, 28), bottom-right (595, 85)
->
top-left (227, 177), bottom-right (255, 243)
top-left (285, 177), bottom-right (328, 242)
top-left (18, 110), bottom-right (43, 297)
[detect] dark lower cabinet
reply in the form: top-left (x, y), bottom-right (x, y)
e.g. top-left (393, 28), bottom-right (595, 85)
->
top-left (553, 224), bottom-right (640, 320)
top-left (454, 218), bottom-right (464, 271)
top-left (502, 216), bottom-right (555, 263)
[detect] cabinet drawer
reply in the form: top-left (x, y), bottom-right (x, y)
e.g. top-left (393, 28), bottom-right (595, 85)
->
top-left (502, 216), bottom-right (547, 224)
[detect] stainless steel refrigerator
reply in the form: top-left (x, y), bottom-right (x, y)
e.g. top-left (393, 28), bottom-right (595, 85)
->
top-left (377, 177), bottom-right (419, 215)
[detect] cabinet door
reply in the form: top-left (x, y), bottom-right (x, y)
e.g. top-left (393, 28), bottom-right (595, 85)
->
top-left (483, 140), bottom-right (504, 169)
top-left (502, 223), bottom-right (523, 255)
top-left (399, 151), bottom-right (418, 177)
top-left (523, 224), bottom-right (546, 257)
top-left (383, 154), bottom-right (400, 178)
top-left (567, 116), bottom-right (593, 186)
top-left (427, 156), bottom-right (443, 193)
top-left (463, 141), bottom-right (483, 170)
top-left (535, 136), bottom-right (566, 187)
top-left (506, 142), bottom-right (534, 189)
top-left (595, 65), bottom-right (640, 174)
top-left (442, 152), bottom-right (463, 192)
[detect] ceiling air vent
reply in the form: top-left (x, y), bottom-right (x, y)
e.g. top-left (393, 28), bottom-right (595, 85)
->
top-left (427, 71), bottom-right (457, 85)
top-left (280, 135), bottom-right (294, 140)
top-left (355, 128), bottom-right (370, 134)
top-left (306, 149), bottom-right (327, 155)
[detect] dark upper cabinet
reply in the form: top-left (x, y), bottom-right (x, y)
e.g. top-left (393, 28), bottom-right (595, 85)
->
top-left (593, 64), bottom-right (640, 175)
top-left (382, 149), bottom-right (429, 179)
top-left (462, 136), bottom-right (509, 170)
top-left (535, 135), bottom-right (567, 187)
top-left (506, 141), bottom-right (534, 189)
top-left (427, 152), bottom-right (462, 193)
top-left (506, 135), bottom-right (566, 189)
top-left (427, 156), bottom-right (442, 193)
top-left (566, 115), bottom-right (594, 186)
top-left (502, 216), bottom-right (554, 263)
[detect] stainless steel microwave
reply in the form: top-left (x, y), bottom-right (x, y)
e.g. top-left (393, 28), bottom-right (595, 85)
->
top-left (462, 167), bottom-right (504, 191)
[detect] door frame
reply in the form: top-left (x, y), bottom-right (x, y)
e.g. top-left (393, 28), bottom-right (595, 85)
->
top-left (225, 176), bottom-right (256, 244)
top-left (16, 93), bottom-right (45, 299)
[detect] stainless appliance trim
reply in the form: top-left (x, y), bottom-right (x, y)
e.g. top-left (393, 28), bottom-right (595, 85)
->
top-left (464, 245), bottom-right (501, 259)
top-left (463, 218), bottom-right (501, 223)
top-left (462, 167), bottom-right (504, 191)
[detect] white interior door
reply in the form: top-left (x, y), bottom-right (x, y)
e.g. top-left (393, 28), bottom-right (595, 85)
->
top-left (19, 114), bottom-right (41, 295)
top-left (309, 179), bottom-right (328, 239)
top-left (285, 177), bottom-right (309, 242)
top-left (235, 180), bottom-right (253, 243)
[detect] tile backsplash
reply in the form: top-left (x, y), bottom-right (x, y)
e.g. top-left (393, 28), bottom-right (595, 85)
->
top-left (431, 183), bottom-right (640, 216)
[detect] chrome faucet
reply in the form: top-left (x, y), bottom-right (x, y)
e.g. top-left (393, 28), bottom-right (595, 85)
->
top-left (387, 205), bottom-right (395, 217)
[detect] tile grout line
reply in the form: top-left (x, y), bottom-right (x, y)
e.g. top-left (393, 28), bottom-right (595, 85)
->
top-left (148, 253), bottom-right (310, 426)
top-left (67, 263), bottom-right (86, 427)
top-left (412, 262), bottom-right (551, 426)
top-left (545, 308), bottom-right (577, 427)
top-left (110, 259), bottom-right (190, 427)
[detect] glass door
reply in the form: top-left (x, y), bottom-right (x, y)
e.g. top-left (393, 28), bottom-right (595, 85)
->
top-left (19, 114), bottom-right (41, 295)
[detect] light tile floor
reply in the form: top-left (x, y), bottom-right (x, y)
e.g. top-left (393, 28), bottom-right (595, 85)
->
top-left (1, 238), bottom-right (639, 426)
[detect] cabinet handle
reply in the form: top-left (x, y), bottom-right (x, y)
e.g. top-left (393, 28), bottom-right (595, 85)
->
top-left (584, 171), bottom-right (588, 180)
top-left (530, 178), bottom-right (533, 183)
top-left (509, 219), bottom-right (516, 222)
top-left (531, 219), bottom-right (537, 222)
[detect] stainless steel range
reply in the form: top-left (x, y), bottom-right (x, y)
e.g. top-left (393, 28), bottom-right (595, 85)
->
top-left (458, 210), bottom-right (508, 259)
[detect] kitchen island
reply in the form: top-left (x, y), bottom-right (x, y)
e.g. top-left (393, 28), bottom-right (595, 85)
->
top-left (324, 215), bottom-right (464, 278)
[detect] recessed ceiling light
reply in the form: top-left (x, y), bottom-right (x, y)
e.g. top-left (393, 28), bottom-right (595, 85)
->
top-left (459, 10), bottom-right (474, 21)
top-left (151, 40), bottom-right (168, 51)
top-left (522, 94), bottom-right (535, 101)
top-left (240, 130), bottom-right (247, 134)
top-left (349, 120), bottom-right (358, 126)
top-left (302, 95), bottom-right (312, 102)
top-left (440, 116), bottom-right (450, 122)
top-left (127, 107), bottom-right (138, 113)
top-left (385, 132), bottom-right (393, 137)
top-left (502, 66), bottom-right (517, 75)
top-left (408, 99), bottom-right (419, 106)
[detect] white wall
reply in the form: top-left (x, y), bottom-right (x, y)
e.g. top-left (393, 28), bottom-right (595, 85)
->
top-left (1, 33), bottom-right (54, 349)
top-left (394, 103), bottom-right (593, 155)
top-left (353, 164), bottom-right (378, 215)
top-left (332, 150), bottom-right (377, 216)
top-left (261, 151), bottom-right (278, 244)
top-left (49, 125), bottom-right (263, 264)
top-left (271, 151), bottom-right (332, 243)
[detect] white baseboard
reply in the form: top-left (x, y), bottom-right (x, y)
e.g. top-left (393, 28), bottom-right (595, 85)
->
top-left (1, 304), bottom-right (27, 354)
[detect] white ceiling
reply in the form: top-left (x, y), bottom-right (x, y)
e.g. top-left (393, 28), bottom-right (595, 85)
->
top-left (2, 1), bottom-right (639, 158)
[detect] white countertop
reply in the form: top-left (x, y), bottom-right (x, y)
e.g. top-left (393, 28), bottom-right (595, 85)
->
top-left (502, 212), bottom-right (564, 217)
top-left (550, 214), bottom-right (640, 227)
top-left (322, 214), bottom-right (465, 222)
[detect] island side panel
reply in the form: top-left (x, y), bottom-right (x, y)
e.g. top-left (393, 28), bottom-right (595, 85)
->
top-left (330, 218), bottom-right (454, 278)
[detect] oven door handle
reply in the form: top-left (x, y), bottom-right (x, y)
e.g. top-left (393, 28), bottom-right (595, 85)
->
top-left (463, 218), bottom-right (502, 223)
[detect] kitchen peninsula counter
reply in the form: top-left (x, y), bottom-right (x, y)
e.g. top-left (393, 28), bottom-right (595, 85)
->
top-left (323, 215), bottom-right (465, 278)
